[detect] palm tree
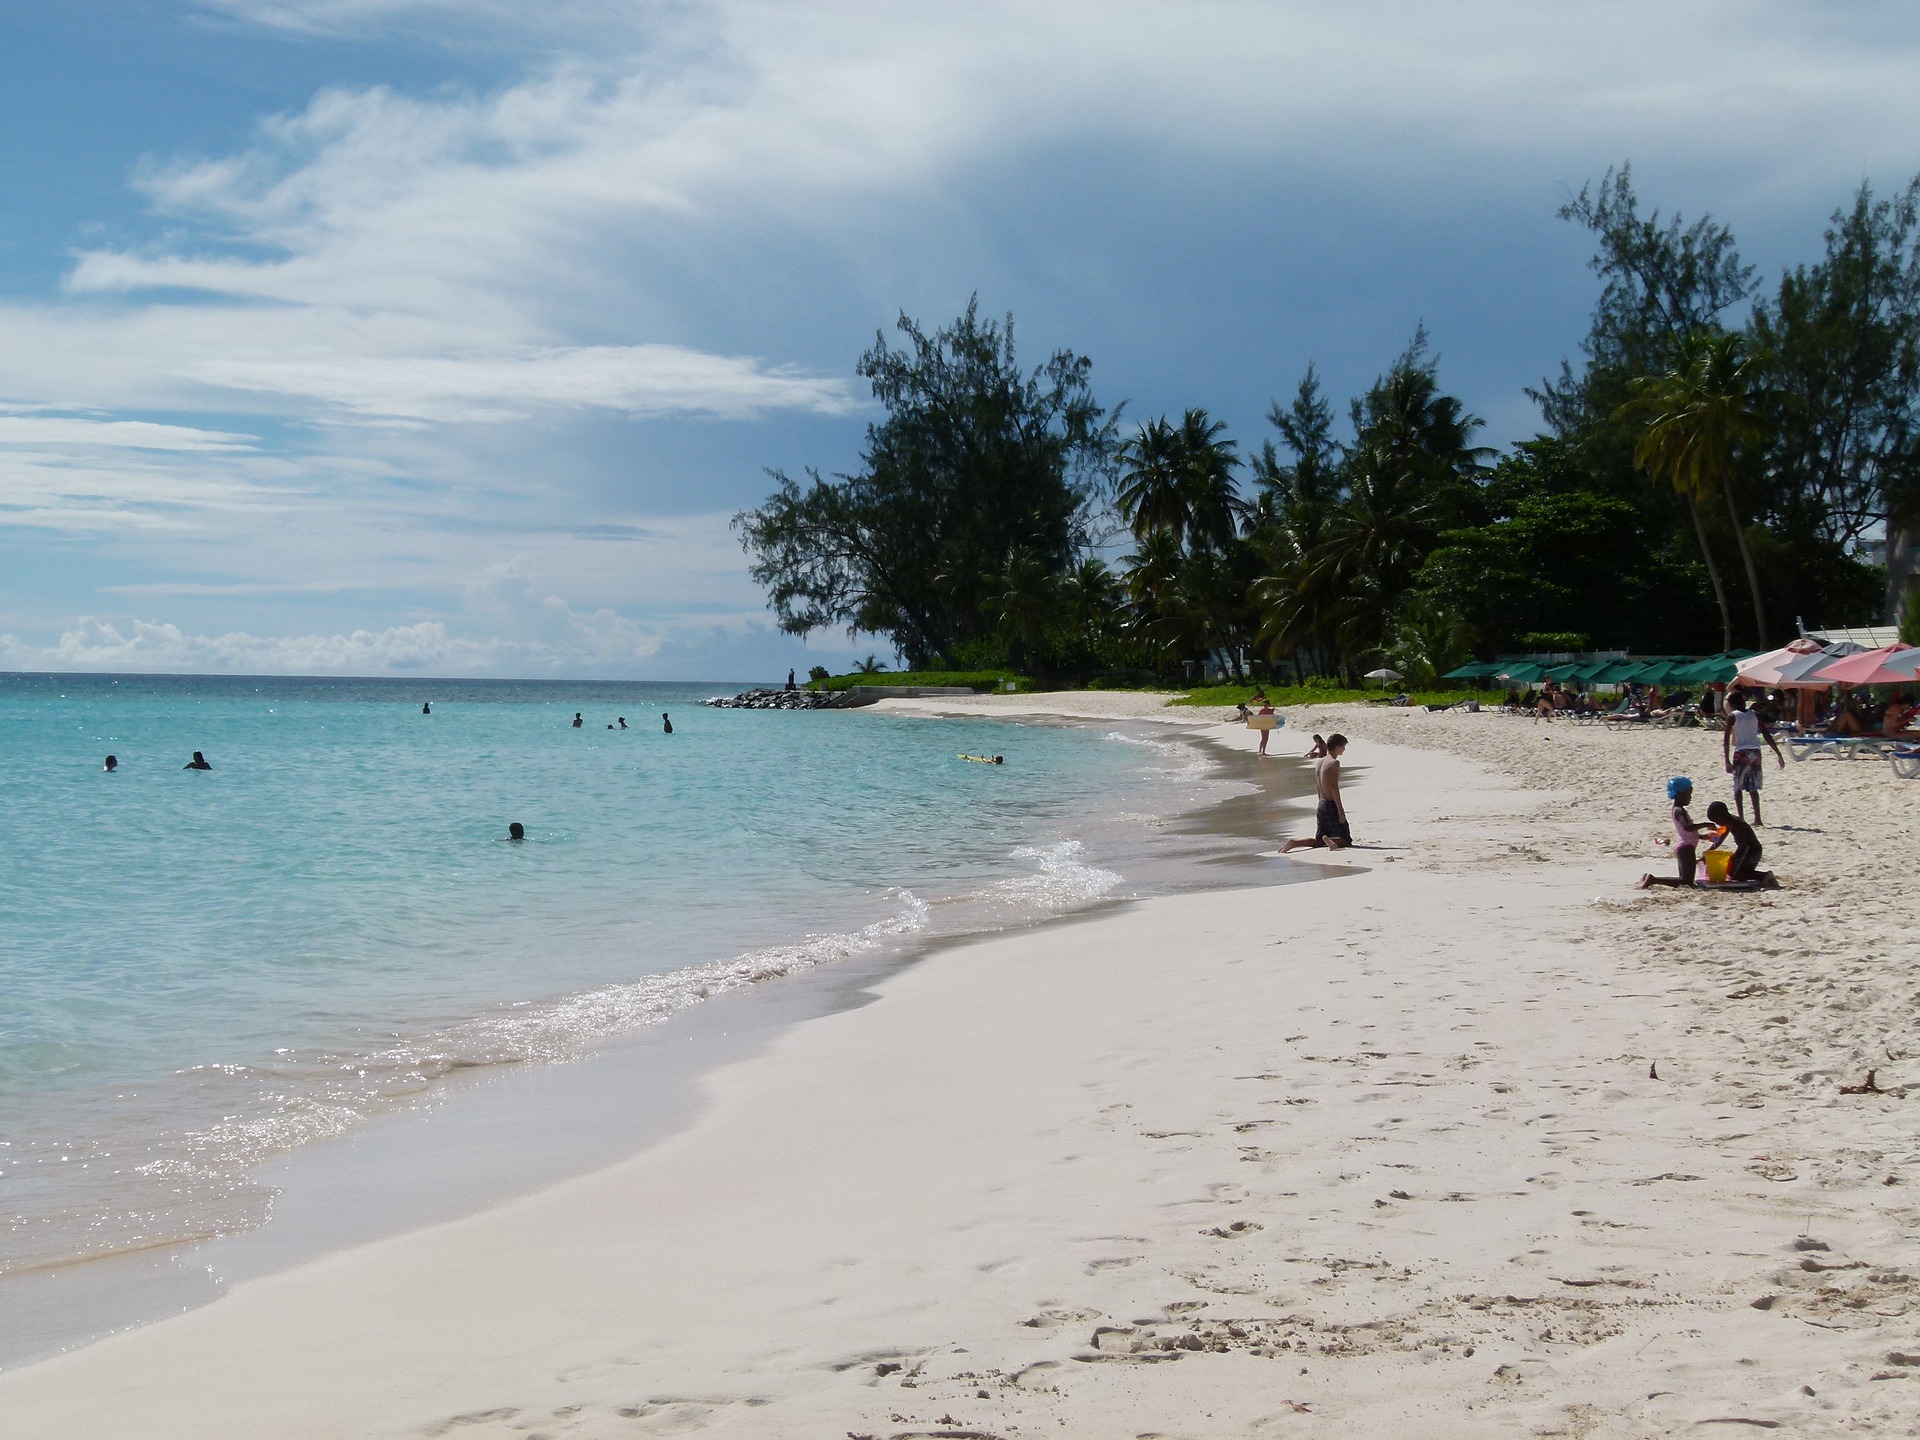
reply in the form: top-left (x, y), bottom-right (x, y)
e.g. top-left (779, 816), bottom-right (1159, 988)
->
top-left (1617, 331), bottom-right (1773, 647)
top-left (1115, 419), bottom-right (1187, 542)
top-left (1306, 343), bottom-right (1490, 669)
top-left (853, 655), bottom-right (890, 674)
top-left (980, 546), bottom-right (1062, 673)
top-left (1121, 527), bottom-right (1186, 671)
top-left (1173, 408), bottom-right (1244, 553)
top-left (1059, 556), bottom-right (1123, 654)
top-left (1251, 371), bottom-right (1347, 679)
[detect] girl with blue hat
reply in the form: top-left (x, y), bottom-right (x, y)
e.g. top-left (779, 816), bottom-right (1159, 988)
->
top-left (1637, 777), bottom-right (1707, 889)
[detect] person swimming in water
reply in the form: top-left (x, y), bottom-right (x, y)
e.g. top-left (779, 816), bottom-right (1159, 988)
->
top-left (508, 822), bottom-right (525, 842)
top-left (103, 754), bottom-right (118, 772)
top-left (662, 713), bottom-right (673, 734)
top-left (572, 712), bottom-right (584, 728)
top-left (184, 751), bottom-right (212, 770)
top-left (617, 717), bottom-right (627, 730)
top-left (422, 701), bottom-right (431, 715)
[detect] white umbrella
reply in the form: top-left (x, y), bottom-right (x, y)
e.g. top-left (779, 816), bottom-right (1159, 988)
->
top-left (1364, 667), bottom-right (1403, 688)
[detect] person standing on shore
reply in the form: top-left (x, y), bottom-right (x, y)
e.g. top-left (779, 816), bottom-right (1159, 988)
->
top-left (1722, 693), bottom-right (1784, 824)
top-left (1254, 699), bottom-right (1276, 757)
top-left (1282, 734), bottom-right (1349, 852)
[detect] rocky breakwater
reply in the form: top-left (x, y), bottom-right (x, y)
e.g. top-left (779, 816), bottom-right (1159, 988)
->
top-left (705, 688), bottom-right (864, 710)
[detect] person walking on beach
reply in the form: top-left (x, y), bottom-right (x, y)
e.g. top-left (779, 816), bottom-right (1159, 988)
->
top-left (1282, 734), bottom-right (1350, 852)
top-left (1722, 693), bottom-right (1784, 824)
top-left (183, 751), bottom-right (212, 771)
top-left (1637, 777), bottom-right (1704, 888)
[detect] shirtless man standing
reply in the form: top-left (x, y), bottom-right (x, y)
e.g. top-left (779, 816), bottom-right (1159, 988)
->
top-left (1282, 733), bottom-right (1350, 852)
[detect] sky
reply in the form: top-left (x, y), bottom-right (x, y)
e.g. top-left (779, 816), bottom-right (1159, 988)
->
top-left (2, 2), bottom-right (1917, 679)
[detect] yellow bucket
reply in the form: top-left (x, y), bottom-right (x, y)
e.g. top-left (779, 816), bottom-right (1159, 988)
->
top-left (1702, 849), bottom-right (1733, 884)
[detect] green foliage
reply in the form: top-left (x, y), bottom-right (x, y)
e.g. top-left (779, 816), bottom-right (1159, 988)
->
top-left (1750, 178), bottom-right (1920, 553)
top-left (743, 174), bottom-right (1920, 689)
top-left (1519, 632), bottom-right (1590, 652)
top-left (1616, 330), bottom-right (1773, 646)
top-left (1903, 585), bottom-right (1920, 645)
top-left (852, 654), bottom-right (890, 674)
top-left (806, 665), bottom-right (830, 683)
top-left (810, 670), bottom-right (1029, 692)
top-left (1417, 488), bottom-right (1716, 655)
top-left (734, 298), bottom-right (1116, 668)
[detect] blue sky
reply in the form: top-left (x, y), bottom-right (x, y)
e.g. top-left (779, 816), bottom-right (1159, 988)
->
top-left (2, 1), bottom-right (1917, 678)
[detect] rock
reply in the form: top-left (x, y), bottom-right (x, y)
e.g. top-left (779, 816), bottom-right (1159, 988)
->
top-left (703, 688), bottom-right (856, 711)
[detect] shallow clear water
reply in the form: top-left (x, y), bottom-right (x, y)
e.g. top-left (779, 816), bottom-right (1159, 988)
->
top-left (0, 674), bottom-right (1203, 1274)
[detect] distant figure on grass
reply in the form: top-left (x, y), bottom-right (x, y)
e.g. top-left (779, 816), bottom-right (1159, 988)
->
top-left (184, 751), bottom-right (212, 771)
top-left (572, 712), bottom-right (584, 728)
top-left (422, 701), bottom-right (431, 715)
top-left (1704, 801), bottom-right (1778, 888)
top-left (508, 822), bottom-right (525, 842)
top-left (1281, 734), bottom-right (1349, 852)
top-left (1721, 694), bottom-right (1784, 824)
top-left (1637, 777), bottom-right (1703, 889)
top-left (662, 713), bottom-right (673, 734)
top-left (103, 754), bottom-right (118, 772)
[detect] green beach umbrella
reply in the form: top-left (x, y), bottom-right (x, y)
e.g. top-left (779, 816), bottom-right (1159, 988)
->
top-left (1583, 659), bottom-right (1642, 684)
top-left (1674, 655), bottom-right (1740, 685)
top-left (1494, 662), bottom-right (1549, 684)
top-left (1441, 661), bottom-right (1500, 681)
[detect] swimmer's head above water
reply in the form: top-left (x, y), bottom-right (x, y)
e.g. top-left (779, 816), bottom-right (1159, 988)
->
top-left (508, 822), bottom-right (525, 841)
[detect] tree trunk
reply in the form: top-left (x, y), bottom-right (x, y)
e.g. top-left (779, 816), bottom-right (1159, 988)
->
top-left (1686, 493), bottom-right (1735, 653)
top-left (1720, 480), bottom-right (1768, 647)
top-left (1886, 524), bottom-right (1918, 629)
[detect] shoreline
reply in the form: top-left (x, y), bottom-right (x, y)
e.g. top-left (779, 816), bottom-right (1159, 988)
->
top-left (5, 697), bottom-right (1916, 1434)
top-left (2, 706), bottom-right (1310, 1371)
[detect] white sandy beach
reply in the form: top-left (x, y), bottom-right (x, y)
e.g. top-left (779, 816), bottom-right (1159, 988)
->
top-left (5, 696), bottom-right (1918, 1437)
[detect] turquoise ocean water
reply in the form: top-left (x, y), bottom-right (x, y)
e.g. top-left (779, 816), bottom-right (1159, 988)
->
top-left (0, 674), bottom-right (1207, 1277)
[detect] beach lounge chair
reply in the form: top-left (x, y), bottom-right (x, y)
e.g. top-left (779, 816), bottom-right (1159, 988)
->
top-left (1892, 747), bottom-right (1920, 780)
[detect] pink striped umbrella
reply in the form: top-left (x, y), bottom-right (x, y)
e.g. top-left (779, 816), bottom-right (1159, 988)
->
top-left (1817, 643), bottom-right (1915, 686)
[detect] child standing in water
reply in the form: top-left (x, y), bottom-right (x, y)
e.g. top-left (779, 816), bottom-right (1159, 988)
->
top-left (1637, 776), bottom-right (1705, 888)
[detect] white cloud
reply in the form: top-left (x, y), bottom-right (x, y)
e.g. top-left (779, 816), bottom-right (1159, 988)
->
top-left (8, 1), bottom-right (1920, 672)
top-left (185, 343), bottom-right (854, 424)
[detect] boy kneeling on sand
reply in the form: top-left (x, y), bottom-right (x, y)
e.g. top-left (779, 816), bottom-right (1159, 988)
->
top-left (1282, 734), bottom-right (1350, 852)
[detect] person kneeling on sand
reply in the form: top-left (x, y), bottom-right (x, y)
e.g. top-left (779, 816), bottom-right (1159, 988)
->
top-left (1282, 734), bottom-right (1350, 852)
top-left (1637, 776), bottom-right (1704, 889)
top-left (1703, 801), bottom-right (1778, 888)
